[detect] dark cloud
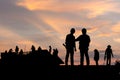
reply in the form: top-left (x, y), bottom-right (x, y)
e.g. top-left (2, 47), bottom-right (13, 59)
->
top-left (0, 0), bottom-right (63, 52)
top-left (95, 12), bottom-right (120, 23)
top-left (36, 9), bottom-right (89, 22)
top-left (0, 0), bottom-right (57, 41)
top-left (0, 0), bottom-right (36, 32)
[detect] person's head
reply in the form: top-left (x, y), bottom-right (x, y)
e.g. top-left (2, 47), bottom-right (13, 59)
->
top-left (82, 28), bottom-right (87, 35)
top-left (94, 49), bottom-right (98, 53)
top-left (107, 45), bottom-right (111, 48)
top-left (70, 28), bottom-right (75, 34)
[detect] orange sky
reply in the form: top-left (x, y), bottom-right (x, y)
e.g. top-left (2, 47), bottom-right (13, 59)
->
top-left (0, 0), bottom-right (120, 65)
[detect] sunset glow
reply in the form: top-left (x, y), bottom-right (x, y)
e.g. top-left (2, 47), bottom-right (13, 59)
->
top-left (0, 0), bottom-right (120, 65)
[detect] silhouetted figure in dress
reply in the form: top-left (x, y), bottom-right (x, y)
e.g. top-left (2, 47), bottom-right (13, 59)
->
top-left (104, 45), bottom-right (114, 65)
top-left (65, 28), bottom-right (76, 66)
top-left (94, 49), bottom-right (99, 66)
top-left (76, 28), bottom-right (91, 66)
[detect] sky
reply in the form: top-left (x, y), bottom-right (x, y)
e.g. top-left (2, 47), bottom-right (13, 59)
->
top-left (0, 0), bottom-right (120, 65)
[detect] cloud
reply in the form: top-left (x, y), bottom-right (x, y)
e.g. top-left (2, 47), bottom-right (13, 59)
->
top-left (112, 22), bottom-right (120, 33)
top-left (16, 0), bottom-right (120, 38)
top-left (0, 26), bottom-right (22, 40)
top-left (97, 33), bottom-right (112, 37)
top-left (0, 0), bottom-right (59, 44)
top-left (0, 26), bottom-right (39, 51)
top-left (17, 0), bottom-right (57, 11)
top-left (17, 0), bottom-right (120, 18)
top-left (113, 38), bottom-right (120, 43)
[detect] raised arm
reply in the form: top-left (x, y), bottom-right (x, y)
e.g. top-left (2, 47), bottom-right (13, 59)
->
top-left (75, 36), bottom-right (80, 41)
top-left (111, 49), bottom-right (114, 57)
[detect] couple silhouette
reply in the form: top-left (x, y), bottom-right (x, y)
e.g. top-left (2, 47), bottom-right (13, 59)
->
top-left (64, 28), bottom-right (90, 66)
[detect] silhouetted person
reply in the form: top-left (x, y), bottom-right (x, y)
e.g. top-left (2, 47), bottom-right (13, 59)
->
top-left (94, 49), bottom-right (99, 66)
top-left (5, 50), bottom-right (7, 54)
top-left (49, 46), bottom-right (52, 54)
top-left (19, 49), bottom-right (24, 55)
top-left (15, 46), bottom-right (19, 54)
top-left (37, 46), bottom-right (42, 53)
top-left (65, 28), bottom-right (76, 66)
top-left (115, 59), bottom-right (120, 66)
top-left (8, 48), bottom-right (13, 54)
top-left (53, 48), bottom-right (58, 56)
top-left (104, 45), bottom-right (114, 65)
top-left (31, 45), bottom-right (36, 53)
top-left (76, 28), bottom-right (91, 66)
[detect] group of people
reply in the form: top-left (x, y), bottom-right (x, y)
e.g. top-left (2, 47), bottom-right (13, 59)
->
top-left (64, 28), bottom-right (114, 66)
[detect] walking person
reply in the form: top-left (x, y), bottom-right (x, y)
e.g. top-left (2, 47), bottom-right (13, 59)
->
top-left (65, 28), bottom-right (76, 66)
top-left (76, 28), bottom-right (91, 66)
top-left (104, 45), bottom-right (114, 65)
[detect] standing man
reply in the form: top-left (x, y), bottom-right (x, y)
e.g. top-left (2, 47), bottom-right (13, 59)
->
top-left (65, 28), bottom-right (76, 66)
top-left (76, 28), bottom-right (91, 66)
top-left (104, 45), bottom-right (114, 65)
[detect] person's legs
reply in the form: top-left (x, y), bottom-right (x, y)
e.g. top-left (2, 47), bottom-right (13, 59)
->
top-left (95, 60), bottom-right (99, 66)
top-left (65, 49), bottom-right (69, 65)
top-left (80, 50), bottom-right (84, 66)
top-left (70, 52), bottom-right (74, 66)
top-left (95, 61), bottom-right (97, 65)
top-left (109, 57), bottom-right (111, 65)
top-left (106, 58), bottom-right (109, 65)
top-left (85, 50), bottom-right (90, 66)
top-left (96, 60), bottom-right (98, 66)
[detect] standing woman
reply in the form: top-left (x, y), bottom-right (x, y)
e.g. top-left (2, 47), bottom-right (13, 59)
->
top-left (94, 49), bottom-right (99, 66)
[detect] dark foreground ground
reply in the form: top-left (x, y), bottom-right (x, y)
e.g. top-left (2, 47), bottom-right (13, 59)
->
top-left (0, 65), bottom-right (119, 80)
top-left (0, 50), bottom-right (119, 80)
